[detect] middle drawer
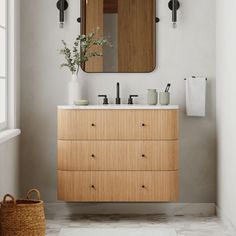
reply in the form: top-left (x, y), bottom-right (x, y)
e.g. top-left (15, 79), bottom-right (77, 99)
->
top-left (58, 140), bottom-right (179, 171)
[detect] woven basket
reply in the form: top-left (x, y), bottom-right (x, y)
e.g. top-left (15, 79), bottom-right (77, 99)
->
top-left (0, 189), bottom-right (46, 236)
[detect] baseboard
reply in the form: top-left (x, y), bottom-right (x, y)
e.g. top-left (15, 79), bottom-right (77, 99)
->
top-left (216, 206), bottom-right (236, 236)
top-left (45, 202), bottom-right (216, 219)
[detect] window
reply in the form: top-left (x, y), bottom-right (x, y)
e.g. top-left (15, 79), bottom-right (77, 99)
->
top-left (0, 0), bottom-right (7, 130)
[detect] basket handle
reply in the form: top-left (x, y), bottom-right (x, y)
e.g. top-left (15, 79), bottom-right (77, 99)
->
top-left (2, 194), bottom-right (16, 205)
top-left (26, 189), bottom-right (41, 200)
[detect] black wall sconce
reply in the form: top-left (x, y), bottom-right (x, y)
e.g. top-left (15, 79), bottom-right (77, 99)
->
top-left (56, 0), bottom-right (68, 28)
top-left (168, 0), bottom-right (180, 28)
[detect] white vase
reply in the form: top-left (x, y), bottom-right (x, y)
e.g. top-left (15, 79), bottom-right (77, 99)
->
top-left (68, 74), bottom-right (82, 105)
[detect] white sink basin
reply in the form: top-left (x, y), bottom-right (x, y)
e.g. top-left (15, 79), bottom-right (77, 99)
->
top-left (58, 105), bottom-right (179, 110)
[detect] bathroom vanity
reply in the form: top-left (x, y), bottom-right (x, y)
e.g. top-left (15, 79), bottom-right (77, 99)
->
top-left (57, 105), bottom-right (179, 202)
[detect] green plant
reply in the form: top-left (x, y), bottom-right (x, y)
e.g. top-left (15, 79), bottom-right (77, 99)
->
top-left (60, 27), bottom-right (111, 74)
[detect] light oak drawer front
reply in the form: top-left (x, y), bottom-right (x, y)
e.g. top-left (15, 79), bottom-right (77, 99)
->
top-left (57, 171), bottom-right (179, 202)
top-left (58, 110), bottom-right (179, 140)
top-left (58, 140), bottom-right (179, 171)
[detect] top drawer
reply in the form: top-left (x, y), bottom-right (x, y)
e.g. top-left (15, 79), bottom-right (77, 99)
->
top-left (58, 109), bottom-right (179, 140)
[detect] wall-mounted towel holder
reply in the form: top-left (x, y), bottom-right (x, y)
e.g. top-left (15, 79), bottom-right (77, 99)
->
top-left (184, 76), bottom-right (207, 81)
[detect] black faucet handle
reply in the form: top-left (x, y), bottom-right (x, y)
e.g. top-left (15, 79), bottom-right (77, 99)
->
top-left (98, 95), bottom-right (109, 105)
top-left (128, 95), bottom-right (138, 105)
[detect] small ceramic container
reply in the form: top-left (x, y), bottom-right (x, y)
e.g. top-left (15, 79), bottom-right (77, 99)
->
top-left (147, 89), bottom-right (158, 105)
top-left (74, 100), bottom-right (89, 106)
top-left (159, 92), bottom-right (170, 105)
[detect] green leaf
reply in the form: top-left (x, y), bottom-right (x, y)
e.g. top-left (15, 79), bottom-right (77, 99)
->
top-left (59, 27), bottom-right (111, 73)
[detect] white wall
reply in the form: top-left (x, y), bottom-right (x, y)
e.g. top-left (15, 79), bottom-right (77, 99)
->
top-left (216, 0), bottom-right (236, 231)
top-left (0, 137), bottom-right (20, 199)
top-left (20, 0), bottom-right (216, 203)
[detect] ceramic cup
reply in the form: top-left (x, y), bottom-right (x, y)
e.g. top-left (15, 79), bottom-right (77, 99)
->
top-left (147, 89), bottom-right (158, 105)
top-left (159, 92), bottom-right (170, 105)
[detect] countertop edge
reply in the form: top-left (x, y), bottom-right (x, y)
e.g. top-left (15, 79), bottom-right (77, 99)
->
top-left (57, 105), bottom-right (179, 110)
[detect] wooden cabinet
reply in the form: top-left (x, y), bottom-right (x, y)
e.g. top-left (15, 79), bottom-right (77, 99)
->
top-left (58, 110), bottom-right (179, 140)
top-left (57, 171), bottom-right (178, 202)
top-left (57, 108), bottom-right (179, 202)
top-left (58, 140), bottom-right (179, 171)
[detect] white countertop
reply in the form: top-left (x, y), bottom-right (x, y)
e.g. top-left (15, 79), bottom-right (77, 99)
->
top-left (58, 105), bottom-right (179, 110)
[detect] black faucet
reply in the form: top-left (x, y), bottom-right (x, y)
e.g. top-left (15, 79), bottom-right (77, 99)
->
top-left (128, 95), bottom-right (138, 105)
top-left (98, 95), bottom-right (109, 105)
top-left (116, 82), bottom-right (121, 104)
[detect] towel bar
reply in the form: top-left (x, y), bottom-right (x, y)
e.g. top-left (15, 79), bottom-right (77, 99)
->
top-left (184, 77), bottom-right (207, 81)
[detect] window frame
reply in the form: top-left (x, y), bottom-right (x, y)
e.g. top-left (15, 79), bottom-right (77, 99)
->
top-left (0, 0), bottom-right (8, 131)
top-left (0, 0), bottom-right (18, 133)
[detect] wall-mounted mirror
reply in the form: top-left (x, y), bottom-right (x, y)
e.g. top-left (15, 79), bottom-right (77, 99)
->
top-left (81, 0), bottom-right (156, 73)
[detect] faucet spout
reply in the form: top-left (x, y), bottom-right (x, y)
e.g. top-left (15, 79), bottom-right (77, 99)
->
top-left (116, 82), bottom-right (121, 104)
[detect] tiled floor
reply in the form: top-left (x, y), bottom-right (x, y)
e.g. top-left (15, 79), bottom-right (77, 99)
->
top-left (46, 215), bottom-right (231, 236)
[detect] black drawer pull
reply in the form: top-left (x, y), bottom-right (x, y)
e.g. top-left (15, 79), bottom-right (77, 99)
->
top-left (142, 185), bottom-right (145, 188)
top-left (91, 154), bottom-right (95, 158)
top-left (141, 154), bottom-right (145, 158)
top-left (91, 123), bottom-right (95, 127)
top-left (142, 123), bottom-right (145, 127)
top-left (91, 185), bottom-right (95, 189)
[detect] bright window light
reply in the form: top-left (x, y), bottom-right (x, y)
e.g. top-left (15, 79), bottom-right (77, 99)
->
top-left (0, 28), bottom-right (6, 77)
top-left (0, 79), bottom-right (6, 123)
top-left (0, 0), bottom-right (7, 130)
top-left (0, 0), bottom-right (6, 27)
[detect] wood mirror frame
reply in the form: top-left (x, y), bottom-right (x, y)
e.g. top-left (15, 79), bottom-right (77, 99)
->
top-left (81, 0), bottom-right (156, 73)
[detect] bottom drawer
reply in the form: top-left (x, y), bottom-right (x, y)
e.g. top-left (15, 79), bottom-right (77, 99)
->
top-left (57, 171), bottom-right (179, 202)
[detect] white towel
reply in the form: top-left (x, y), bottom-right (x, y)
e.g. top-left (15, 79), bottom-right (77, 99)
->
top-left (185, 77), bottom-right (207, 117)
